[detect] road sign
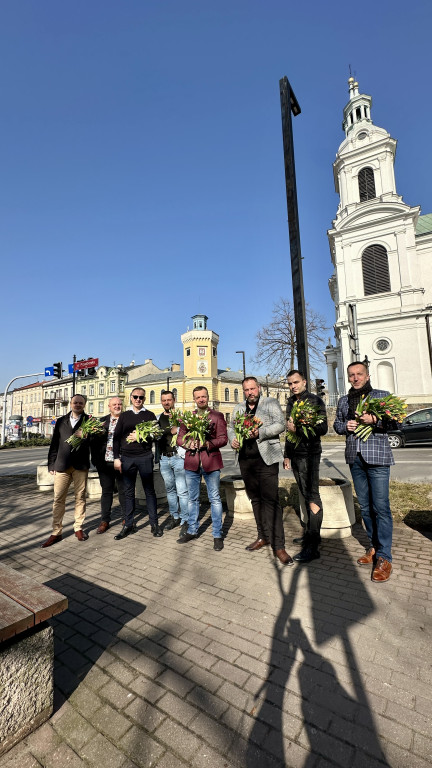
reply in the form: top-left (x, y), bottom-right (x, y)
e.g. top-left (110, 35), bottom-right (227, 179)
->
top-left (74, 358), bottom-right (99, 371)
top-left (27, 416), bottom-right (33, 425)
top-left (51, 420), bottom-right (56, 425)
top-left (45, 367), bottom-right (54, 377)
top-left (68, 364), bottom-right (75, 374)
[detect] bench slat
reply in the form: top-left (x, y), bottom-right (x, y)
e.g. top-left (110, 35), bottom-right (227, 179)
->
top-left (0, 564), bottom-right (68, 624)
top-left (0, 592), bottom-right (34, 642)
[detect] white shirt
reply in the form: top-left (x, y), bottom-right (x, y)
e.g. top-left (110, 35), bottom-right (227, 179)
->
top-left (70, 414), bottom-right (81, 429)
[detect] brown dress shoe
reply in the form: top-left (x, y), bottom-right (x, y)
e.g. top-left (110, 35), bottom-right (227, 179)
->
top-left (96, 521), bottom-right (110, 534)
top-left (274, 548), bottom-right (294, 566)
top-left (357, 547), bottom-right (375, 565)
top-left (41, 534), bottom-right (62, 548)
top-left (245, 538), bottom-right (269, 551)
top-left (372, 557), bottom-right (392, 582)
top-left (75, 530), bottom-right (89, 542)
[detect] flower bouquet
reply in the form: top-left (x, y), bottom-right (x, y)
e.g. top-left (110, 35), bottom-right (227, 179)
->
top-left (66, 416), bottom-right (106, 451)
top-left (127, 420), bottom-right (164, 443)
top-left (354, 394), bottom-right (407, 441)
top-left (168, 408), bottom-right (184, 447)
top-left (180, 410), bottom-right (212, 450)
top-left (233, 412), bottom-right (262, 450)
top-left (286, 399), bottom-right (324, 449)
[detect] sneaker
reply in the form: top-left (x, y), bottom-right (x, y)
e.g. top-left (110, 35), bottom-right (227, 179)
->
top-left (165, 516), bottom-right (180, 531)
top-left (177, 532), bottom-right (198, 544)
top-left (179, 522), bottom-right (188, 537)
top-left (213, 538), bottom-right (224, 551)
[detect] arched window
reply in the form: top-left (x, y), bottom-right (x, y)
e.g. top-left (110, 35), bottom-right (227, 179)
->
top-left (362, 244), bottom-right (391, 295)
top-left (358, 167), bottom-right (376, 202)
top-left (224, 388), bottom-right (229, 402)
top-left (234, 389), bottom-right (239, 403)
top-left (377, 361), bottom-right (395, 393)
top-left (150, 390), bottom-right (155, 404)
top-left (172, 388), bottom-right (178, 400)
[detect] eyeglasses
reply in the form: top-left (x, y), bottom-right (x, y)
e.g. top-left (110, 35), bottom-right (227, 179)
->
top-left (132, 395), bottom-right (144, 400)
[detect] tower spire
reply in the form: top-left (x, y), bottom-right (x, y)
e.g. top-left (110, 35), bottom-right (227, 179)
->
top-left (342, 76), bottom-right (372, 135)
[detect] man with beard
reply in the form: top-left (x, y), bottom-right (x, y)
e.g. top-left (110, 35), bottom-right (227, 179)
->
top-left (157, 390), bottom-right (189, 535)
top-left (283, 369), bottom-right (328, 563)
top-left (334, 362), bottom-right (395, 582)
top-left (228, 377), bottom-right (293, 566)
top-left (91, 396), bottom-right (125, 534)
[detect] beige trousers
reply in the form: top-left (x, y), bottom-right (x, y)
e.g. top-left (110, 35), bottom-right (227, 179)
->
top-left (52, 467), bottom-right (88, 535)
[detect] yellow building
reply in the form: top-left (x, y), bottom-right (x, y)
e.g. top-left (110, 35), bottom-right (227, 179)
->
top-left (126, 315), bottom-right (288, 422)
top-left (11, 381), bottom-right (45, 434)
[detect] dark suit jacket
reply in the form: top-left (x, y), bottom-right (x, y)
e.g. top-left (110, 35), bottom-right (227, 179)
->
top-left (177, 409), bottom-right (228, 472)
top-left (47, 412), bottom-right (90, 472)
top-left (90, 415), bottom-right (110, 467)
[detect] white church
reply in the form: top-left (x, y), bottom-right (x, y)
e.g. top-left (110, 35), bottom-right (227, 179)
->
top-left (324, 78), bottom-right (432, 404)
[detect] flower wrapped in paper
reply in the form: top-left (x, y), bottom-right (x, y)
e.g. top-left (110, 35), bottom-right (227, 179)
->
top-left (233, 412), bottom-right (263, 450)
top-left (180, 410), bottom-right (212, 450)
top-left (127, 420), bottom-right (164, 444)
top-left (286, 400), bottom-right (324, 449)
top-left (354, 394), bottom-right (407, 441)
top-left (66, 416), bottom-right (106, 451)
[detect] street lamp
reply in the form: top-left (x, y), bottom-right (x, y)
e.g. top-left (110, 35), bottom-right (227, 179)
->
top-left (236, 351), bottom-right (246, 379)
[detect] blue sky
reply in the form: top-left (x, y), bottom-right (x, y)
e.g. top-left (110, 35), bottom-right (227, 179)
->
top-left (2, 0), bottom-right (432, 390)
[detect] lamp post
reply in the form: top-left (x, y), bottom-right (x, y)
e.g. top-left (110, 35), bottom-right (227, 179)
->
top-left (236, 351), bottom-right (246, 379)
top-left (279, 76), bottom-right (310, 384)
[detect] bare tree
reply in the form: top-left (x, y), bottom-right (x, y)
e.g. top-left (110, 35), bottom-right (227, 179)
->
top-left (252, 298), bottom-right (329, 379)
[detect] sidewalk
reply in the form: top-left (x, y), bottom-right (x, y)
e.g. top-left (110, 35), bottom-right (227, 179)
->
top-left (0, 475), bottom-right (431, 768)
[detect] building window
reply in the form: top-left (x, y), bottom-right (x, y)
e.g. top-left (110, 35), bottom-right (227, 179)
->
top-left (81, 386), bottom-right (86, 396)
top-left (110, 380), bottom-right (116, 393)
top-left (186, 348), bottom-right (191, 356)
top-left (226, 413), bottom-right (230, 425)
top-left (212, 347), bottom-right (216, 357)
top-left (98, 401), bottom-right (104, 413)
top-left (172, 388), bottom-right (178, 400)
top-left (88, 402), bottom-right (94, 414)
top-left (358, 167), bottom-right (376, 202)
top-left (89, 385), bottom-right (94, 396)
top-left (224, 388), bottom-right (229, 402)
top-left (99, 383), bottom-right (104, 396)
top-left (234, 389), bottom-right (239, 403)
top-left (150, 390), bottom-right (155, 404)
top-left (119, 381), bottom-right (124, 392)
top-left (362, 244), bottom-right (391, 295)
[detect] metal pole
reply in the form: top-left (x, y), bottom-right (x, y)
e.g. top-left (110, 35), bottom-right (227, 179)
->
top-left (72, 354), bottom-right (76, 396)
top-left (426, 313), bottom-right (432, 377)
top-left (1, 373), bottom-right (44, 446)
top-left (279, 76), bottom-right (310, 384)
top-left (236, 351), bottom-right (246, 379)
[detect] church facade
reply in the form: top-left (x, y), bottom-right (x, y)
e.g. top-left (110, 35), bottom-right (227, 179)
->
top-left (325, 78), bottom-right (432, 403)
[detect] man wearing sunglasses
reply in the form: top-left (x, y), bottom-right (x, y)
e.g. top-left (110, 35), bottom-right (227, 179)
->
top-left (113, 387), bottom-right (162, 540)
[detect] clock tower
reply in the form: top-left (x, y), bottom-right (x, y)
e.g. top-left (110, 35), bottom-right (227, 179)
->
top-left (181, 315), bottom-right (220, 406)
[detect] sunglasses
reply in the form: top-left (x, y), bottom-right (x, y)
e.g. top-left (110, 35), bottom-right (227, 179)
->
top-left (132, 395), bottom-right (144, 400)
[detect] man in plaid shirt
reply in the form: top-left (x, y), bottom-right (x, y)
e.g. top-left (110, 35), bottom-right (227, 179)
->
top-left (334, 362), bottom-right (395, 583)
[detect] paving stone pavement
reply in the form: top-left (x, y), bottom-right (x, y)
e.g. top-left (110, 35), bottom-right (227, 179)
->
top-left (0, 475), bottom-right (431, 768)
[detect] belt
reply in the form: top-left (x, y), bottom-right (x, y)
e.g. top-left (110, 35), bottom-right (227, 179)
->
top-left (163, 451), bottom-right (177, 457)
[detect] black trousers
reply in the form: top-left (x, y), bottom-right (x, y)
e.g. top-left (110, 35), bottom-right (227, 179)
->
top-left (239, 455), bottom-right (285, 550)
top-left (122, 453), bottom-right (158, 528)
top-left (291, 454), bottom-right (323, 540)
top-left (96, 462), bottom-right (125, 522)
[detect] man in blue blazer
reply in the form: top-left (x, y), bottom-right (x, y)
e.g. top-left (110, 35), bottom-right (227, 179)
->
top-left (334, 362), bottom-right (395, 582)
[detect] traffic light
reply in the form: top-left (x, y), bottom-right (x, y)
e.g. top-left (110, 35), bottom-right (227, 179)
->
top-left (315, 379), bottom-right (325, 398)
top-left (87, 367), bottom-right (96, 376)
top-left (53, 362), bottom-right (62, 379)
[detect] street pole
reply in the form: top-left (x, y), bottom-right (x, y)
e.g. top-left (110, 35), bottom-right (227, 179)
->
top-left (236, 351), bottom-right (246, 379)
top-left (1, 373), bottom-right (44, 446)
top-left (72, 354), bottom-right (76, 396)
top-left (279, 76), bottom-right (310, 385)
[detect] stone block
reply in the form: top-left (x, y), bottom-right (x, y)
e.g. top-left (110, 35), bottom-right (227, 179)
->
top-left (299, 476), bottom-right (355, 538)
top-left (220, 474), bottom-right (254, 520)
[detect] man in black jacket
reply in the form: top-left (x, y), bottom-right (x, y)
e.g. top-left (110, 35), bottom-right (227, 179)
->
top-left (91, 396), bottom-right (125, 534)
top-left (41, 394), bottom-right (90, 547)
top-left (283, 370), bottom-right (328, 563)
top-left (113, 387), bottom-right (161, 540)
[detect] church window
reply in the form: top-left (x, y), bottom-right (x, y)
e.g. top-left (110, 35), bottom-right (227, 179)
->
top-left (356, 107), bottom-right (361, 120)
top-left (358, 167), bottom-right (376, 202)
top-left (224, 388), bottom-right (229, 402)
top-left (377, 339), bottom-right (390, 352)
top-left (362, 244), bottom-right (391, 295)
top-left (150, 390), bottom-right (155, 404)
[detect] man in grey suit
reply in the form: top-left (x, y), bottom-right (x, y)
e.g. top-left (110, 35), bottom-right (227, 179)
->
top-left (228, 377), bottom-right (293, 565)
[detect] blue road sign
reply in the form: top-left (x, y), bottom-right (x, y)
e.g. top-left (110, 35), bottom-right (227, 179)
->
top-left (45, 367), bottom-right (54, 377)
top-left (68, 363), bottom-right (74, 374)
top-left (27, 416), bottom-right (33, 425)
top-left (51, 420), bottom-right (56, 425)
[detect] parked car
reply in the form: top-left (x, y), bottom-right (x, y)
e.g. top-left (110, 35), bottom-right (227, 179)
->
top-left (387, 407), bottom-right (432, 448)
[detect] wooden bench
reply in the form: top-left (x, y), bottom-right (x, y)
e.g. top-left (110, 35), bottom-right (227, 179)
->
top-left (0, 563), bottom-right (68, 757)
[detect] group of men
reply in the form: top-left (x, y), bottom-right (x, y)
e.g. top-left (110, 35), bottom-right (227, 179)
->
top-left (41, 364), bottom-right (395, 582)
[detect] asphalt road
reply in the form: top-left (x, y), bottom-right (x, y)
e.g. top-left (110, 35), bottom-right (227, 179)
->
top-left (1, 442), bottom-right (430, 482)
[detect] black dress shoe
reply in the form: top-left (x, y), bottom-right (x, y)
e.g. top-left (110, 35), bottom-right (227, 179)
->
top-left (177, 532), bottom-right (198, 544)
top-left (165, 516), bottom-right (180, 531)
top-left (114, 525), bottom-right (135, 540)
top-left (292, 535), bottom-right (307, 545)
top-left (151, 525), bottom-right (163, 538)
top-left (213, 538), bottom-right (224, 551)
top-left (293, 548), bottom-right (320, 563)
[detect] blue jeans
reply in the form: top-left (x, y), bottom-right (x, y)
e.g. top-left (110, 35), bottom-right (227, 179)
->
top-left (160, 455), bottom-right (189, 524)
top-left (185, 468), bottom-right (223, 538)
top-left (350, 454), bottom-right (392, 561)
